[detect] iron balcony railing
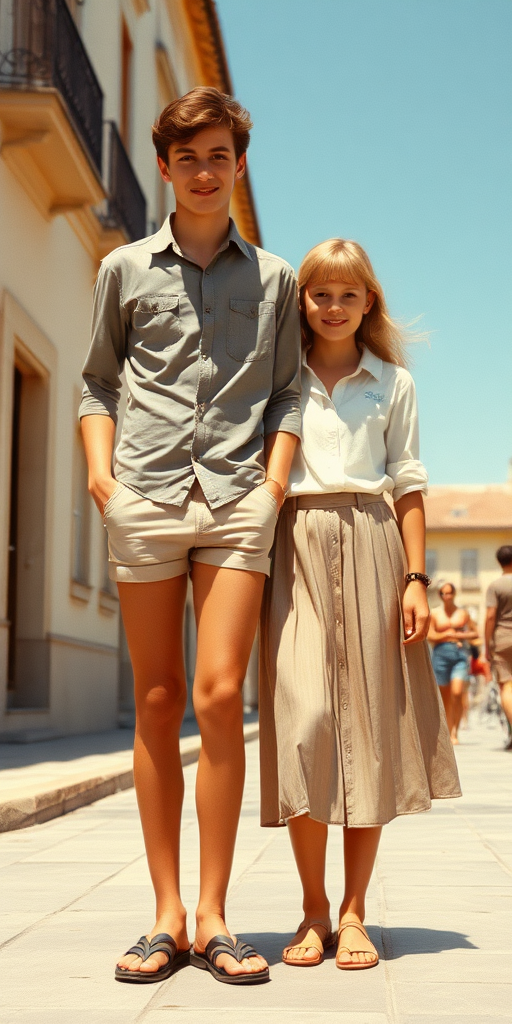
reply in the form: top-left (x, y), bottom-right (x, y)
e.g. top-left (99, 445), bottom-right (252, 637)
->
top-left (0, 0), bottom-right (103, 174)
top-left (102, 120), bottom-right (147, 242)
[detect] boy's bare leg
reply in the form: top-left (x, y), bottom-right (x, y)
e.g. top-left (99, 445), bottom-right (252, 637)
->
top-left (116, 575), bottom-right (189, 974)
top-left (284, 815), bottom-right (331, 962)
top-left (337, 826), bottom-right (382, 965)
top-left (192, 562), bottom-right (268, 976)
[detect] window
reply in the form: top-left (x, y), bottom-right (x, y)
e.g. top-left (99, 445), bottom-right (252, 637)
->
top-left (460, 548), bottom-right (479, 589)
top-left (71, 430), bottom-right (91, 586)
top-left (425, 549), bottom-right (437, 580)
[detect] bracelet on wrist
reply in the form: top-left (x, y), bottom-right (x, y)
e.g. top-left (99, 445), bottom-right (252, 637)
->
top-left (405, 571), bottom-right (431, 588)
top-left (265, 476), bottom-right (288, 498)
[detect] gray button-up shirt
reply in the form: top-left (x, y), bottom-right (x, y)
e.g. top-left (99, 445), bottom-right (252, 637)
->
top-left (79, 217), bottom-right (301, 508)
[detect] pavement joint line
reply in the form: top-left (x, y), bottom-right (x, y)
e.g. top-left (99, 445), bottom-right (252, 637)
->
top-left (0, 849), bottom-right (146, 952)
top-left (375, 852), bottom-right (398, 1024)
top-left (450, 807), bottom-right (512, 880)
top-left (226, 831), bottom-right (277, 896)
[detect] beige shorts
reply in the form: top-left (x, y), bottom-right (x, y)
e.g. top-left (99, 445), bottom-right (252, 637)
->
top-left (103, 480), bottom-right (279, 583)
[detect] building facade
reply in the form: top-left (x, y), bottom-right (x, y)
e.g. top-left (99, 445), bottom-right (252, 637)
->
top-left (424, 472), bottom-right (512, 629)
top-left (0, 0), bottom-right (261, 739)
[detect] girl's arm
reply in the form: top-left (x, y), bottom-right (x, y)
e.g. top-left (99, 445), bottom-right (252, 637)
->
top-left (394, 490), bottom-right (430, 645)
top-left (81, 414), bottom-right (117, 514)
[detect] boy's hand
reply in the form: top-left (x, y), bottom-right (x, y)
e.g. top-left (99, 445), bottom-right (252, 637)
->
top-left (262, 478), bottom-right (286, 511)
top-left (89, 476), bottom-right (118, 515)
top-left (402, 581), bottom-right (430, 645)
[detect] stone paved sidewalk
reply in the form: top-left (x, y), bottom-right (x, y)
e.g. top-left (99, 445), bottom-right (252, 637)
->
top-left (0, 712), bottom-right (511, 1023)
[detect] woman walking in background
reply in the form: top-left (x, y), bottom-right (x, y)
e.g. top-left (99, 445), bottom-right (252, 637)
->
top-left (259, 239), bottom-right (461, 972)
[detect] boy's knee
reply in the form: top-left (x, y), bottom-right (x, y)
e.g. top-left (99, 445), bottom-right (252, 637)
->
top-left (193, 674), bottom-right (243, 723)
top-left (137, 678), bottom-right (187, 726)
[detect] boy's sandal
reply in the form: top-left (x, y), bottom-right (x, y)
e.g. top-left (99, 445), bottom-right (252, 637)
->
top-left (282, 921), bottom-right (336, 967)
top-left (190, 934), bottom-right (270, 985)
top-left (115, 932), bottom-right (190, 983)
top-left (336, 922), bottom-right (379, 971)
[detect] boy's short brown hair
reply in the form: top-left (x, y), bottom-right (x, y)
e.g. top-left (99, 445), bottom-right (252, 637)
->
top-left (152, 86), bottom-right (252, 164)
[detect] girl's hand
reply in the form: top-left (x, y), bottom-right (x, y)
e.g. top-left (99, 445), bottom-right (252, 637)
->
top-left (402, 581), bottom-right (430, 645)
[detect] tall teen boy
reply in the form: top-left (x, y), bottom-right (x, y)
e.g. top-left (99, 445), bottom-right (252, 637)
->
top-left (80, 88), bottom-right (300, 984)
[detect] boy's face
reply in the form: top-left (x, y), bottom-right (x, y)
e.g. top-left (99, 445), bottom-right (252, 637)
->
top-left (158, 126), bottom-right (246, 216)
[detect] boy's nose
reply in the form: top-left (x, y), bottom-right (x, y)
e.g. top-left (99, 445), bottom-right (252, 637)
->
top-left (195, 169), bottom-right (214, 181)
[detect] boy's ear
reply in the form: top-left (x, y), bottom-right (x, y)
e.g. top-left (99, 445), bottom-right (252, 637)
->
top-left (157, 155), bottom-right (172, 183)
top-left (235, 153), bottom-right (246, 180)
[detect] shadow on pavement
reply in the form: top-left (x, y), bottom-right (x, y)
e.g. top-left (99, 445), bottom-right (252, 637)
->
top-left (235, 927), bottom-right (476, 966)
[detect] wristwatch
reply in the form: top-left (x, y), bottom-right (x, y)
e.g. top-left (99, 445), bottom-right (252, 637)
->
top-left (405, 572), bottom-right (431, 588)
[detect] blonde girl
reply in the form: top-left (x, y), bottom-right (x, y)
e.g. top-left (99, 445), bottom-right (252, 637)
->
top-left (259, 240), bottom-right (461, 971)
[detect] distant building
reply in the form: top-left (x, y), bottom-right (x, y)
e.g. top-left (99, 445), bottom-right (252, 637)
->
top-left (424, 466), bottom-right (512, 630)
top-left (0, 0), bottom-right (261, 739)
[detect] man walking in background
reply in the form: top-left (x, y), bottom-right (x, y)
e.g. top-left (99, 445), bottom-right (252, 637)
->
top-left (485, 545), bottom-right (512, 749)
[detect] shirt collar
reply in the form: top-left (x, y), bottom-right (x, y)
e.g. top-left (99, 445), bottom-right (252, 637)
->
top-left (144, 215), bottom-right (253, 261)
top-left (303, 344), bottom-right (383, 390)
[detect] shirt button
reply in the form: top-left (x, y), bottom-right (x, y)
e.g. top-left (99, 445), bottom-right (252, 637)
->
top-left (342, 702), bottom-right (348, 711)
top-left (205, 306), bottom-right (211, 314)
top-left (202, 353), bottom-right (208, 360)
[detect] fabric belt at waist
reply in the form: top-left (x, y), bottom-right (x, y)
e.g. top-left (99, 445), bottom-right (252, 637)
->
top-left (284, 492), bottom-right (389, 512)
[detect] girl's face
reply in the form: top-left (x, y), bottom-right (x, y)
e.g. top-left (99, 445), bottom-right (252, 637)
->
top-left (303, 278), bottom-right (374, 345)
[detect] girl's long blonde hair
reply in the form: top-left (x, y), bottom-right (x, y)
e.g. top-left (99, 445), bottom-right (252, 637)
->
top-left (298, 238), bottom-right (408, 367)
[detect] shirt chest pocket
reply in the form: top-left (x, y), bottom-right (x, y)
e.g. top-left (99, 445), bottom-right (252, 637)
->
top-left (132, 295), bottom-right (182, 349)
top-left (227, 299), bottom-right (275, 362)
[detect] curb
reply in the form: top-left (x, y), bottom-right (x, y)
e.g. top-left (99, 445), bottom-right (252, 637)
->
top-left (0, 722), bottom-right (259, 833)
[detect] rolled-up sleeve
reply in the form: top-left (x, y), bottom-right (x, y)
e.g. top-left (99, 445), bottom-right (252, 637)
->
top-left (385, 373), bottom-right (428, 501)
top-left (263, 266), bottom-right (301, 437)
top-left (79, 262), bottom-right (128, 424)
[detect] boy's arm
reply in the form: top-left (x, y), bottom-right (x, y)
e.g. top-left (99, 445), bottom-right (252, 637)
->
top-left (263, 266), bottom-right (302, 440)
top-left (79, 261), bottom-right (128, 512)
top-left (263, 430), bottom-right (298, 509)
top-left (79, 262), bottom-right (128, 424)
top-left (81, 415), bottom-right (117, 514)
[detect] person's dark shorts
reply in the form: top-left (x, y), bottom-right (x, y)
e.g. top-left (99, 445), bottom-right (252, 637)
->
top-left (431, 642), bottom-right (469, 687)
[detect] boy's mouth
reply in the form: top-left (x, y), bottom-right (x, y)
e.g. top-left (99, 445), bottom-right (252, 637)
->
top-left (190, 187), bottom-right (219, 196)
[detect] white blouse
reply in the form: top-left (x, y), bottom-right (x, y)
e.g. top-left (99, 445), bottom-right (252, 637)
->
top-left (288, 346), bottom-right (428, 501)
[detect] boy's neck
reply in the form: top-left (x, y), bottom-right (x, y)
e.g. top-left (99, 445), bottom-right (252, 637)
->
top-left (502, 566), bottom-right (512, 574)
top-left (172, 203), bottom-right (231, 271)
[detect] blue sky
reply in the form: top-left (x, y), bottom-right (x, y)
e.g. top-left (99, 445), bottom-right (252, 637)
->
top-left (216, 0), bottom-right (512, 485)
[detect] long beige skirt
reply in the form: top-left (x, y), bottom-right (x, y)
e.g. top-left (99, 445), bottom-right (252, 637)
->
top-left (259, 492), bottom-right (462, 828)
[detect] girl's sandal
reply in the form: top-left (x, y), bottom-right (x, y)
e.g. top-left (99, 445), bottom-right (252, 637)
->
top-left (282, 921), bottom-right (336, 967)
top-left (336, 921), bottom-right (379, 971)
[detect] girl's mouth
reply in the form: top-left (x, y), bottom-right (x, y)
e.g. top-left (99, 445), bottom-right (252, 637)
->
top-left (322, 319), bottom-right (348, 326)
